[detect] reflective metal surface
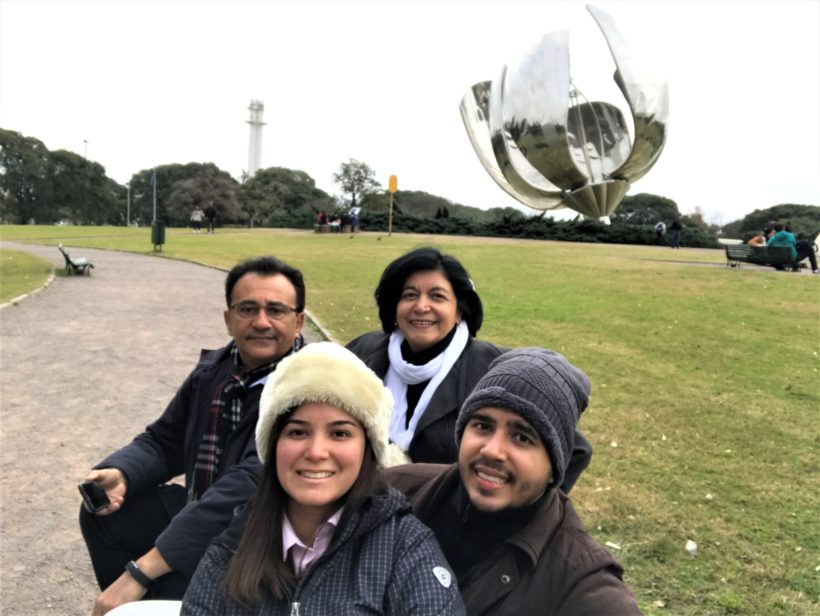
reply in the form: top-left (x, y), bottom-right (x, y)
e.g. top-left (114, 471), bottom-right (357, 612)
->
top-left (460, 4), bottom-right (668, 219)
top-left (460, 81), bottom-right (564, 211)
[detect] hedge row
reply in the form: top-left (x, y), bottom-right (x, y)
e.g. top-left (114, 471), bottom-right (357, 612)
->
top-left (354, 212), bottom-right (722, 249)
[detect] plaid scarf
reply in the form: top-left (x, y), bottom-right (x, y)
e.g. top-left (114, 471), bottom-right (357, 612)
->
top-left (189, 337), bottom-right (303, 500)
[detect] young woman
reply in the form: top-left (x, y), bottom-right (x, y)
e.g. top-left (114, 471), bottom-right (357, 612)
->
top-left (346, 247), bottom-right (592, 492)
top-left (181, 342), bottom-right (463, 615)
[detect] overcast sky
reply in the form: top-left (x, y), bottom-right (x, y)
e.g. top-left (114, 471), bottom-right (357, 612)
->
top-left (1, 0), bottom-right (818, 224)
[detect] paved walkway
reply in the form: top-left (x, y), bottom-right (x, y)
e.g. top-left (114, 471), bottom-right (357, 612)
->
top-left (0, 242), bottom-right (321, 615)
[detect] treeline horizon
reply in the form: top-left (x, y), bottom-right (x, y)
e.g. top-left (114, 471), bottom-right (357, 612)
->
top-left (2, 128), bottom-right (818, 247)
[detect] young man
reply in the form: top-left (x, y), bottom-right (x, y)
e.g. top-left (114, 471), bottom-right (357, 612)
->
top-left (387, 348), bottom-right (643, 615)
top-left (80, 256), bottom-right (307, 615)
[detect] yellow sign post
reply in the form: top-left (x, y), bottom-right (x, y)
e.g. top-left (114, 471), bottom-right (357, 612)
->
top-left (387, 175), bottom-right (398, 237)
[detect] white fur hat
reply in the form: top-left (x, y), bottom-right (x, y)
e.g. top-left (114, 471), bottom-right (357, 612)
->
top-left (256, 342), bottom-right (409, 468)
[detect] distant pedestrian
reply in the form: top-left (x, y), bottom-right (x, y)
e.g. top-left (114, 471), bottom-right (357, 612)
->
top-left (190, 207), bottom-right (204, 234)
top-left (669, 219), bottom-right (682, 248)
top-left (205, 206), bottom-right (217, 234)
top-left (654, 221), bottom-right (667, 245)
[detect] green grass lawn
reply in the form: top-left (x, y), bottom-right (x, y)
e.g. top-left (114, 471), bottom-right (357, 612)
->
top-left (2, 225), bottom-right (819, 614)
top-left (0, 247), bottom-right (54, 303)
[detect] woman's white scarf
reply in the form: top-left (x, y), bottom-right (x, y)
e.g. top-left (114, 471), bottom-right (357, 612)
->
top-left (385, 321), bottom-right (469, 451)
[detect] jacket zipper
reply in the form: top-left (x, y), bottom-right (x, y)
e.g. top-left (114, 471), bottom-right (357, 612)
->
top-left (290, 601), bottom-right (300, 616)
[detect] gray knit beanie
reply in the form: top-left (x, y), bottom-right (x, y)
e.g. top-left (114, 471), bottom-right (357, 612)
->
top-left (455, 348), bottom-right (591, 490)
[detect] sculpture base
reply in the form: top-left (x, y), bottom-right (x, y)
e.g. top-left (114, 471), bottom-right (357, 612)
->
top-left (562, 180), bottom-right (630, 220)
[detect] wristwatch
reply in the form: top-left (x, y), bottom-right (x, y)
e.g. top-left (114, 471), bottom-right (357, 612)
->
top-left (125, 560), bottom-right (155, 589)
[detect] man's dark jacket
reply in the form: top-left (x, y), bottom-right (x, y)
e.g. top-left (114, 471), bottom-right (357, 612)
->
top-left (386, 464), bottom-right (644, 616)
top-left (98, 343), bottom-right (264, 577)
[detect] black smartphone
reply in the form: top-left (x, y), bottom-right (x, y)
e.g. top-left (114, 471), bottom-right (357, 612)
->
top-left (78, 481), bottom-right (110, 513)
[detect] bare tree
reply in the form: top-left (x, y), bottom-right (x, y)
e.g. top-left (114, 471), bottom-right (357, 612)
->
top-left (332, 158), bottom-right (380, 209)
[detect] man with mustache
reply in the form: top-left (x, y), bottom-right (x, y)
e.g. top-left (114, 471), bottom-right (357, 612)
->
top-left (387, 348), bottom-right (643, 615)
top-left (79, 256), bottom-right (306, 615)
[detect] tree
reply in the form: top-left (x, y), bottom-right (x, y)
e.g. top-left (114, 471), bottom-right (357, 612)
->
top-left (0, 129), bottom-right (122, 224)
top-left (0, 129), bottom-right (52, 223)
top-left (238, 168), bottom-right (292, 228)
top-left (233, 166), bottom-right (336, 229)
top-left (332, 158), bottom-right (380, 209)
top-left (166, 174), bottom-right (242, 226)
top-left (129, 163), bottom-right (241, 226)
top-left (610, 192), bottom-right (680, 224)
top-left (49, 149), bottom-right (121, 224)
top-left (723, 204), bottom-right (820, 240)
top-left (253, 167), bottom-right (334, 228)
top-left (487, 207), bottom-right (527, 222)
top-left (257, 168), bottom-right (331, 211)
top-left (359, 190), bottom-right (390, 213)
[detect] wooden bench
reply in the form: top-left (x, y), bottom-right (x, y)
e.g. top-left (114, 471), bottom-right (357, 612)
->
top-left (58, 244), bottom-right (95, 275)
top-left (724, 244), bottom-right (793, 269)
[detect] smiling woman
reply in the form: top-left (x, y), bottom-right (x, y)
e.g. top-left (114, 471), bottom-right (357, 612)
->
top-left (347, 247), bottom-right (505, 465)
top-left (347, 247), bottom-right (593, 492)
top-left (181, 342), bottom-right (464, 615)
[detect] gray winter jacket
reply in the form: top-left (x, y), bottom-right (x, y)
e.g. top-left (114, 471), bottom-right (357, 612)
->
top-left (181, 486), bottom-right (465, 615)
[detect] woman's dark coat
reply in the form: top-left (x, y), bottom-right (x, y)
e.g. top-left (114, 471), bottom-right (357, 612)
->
top-left (347, 331), bottom-right (504, 464)
top-left (181, 487), bottom-right (465, 615)
top-left (347, 331), bottom-right (592, 491)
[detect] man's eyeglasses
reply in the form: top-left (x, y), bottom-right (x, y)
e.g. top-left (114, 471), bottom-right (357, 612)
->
top-left (229, 302), bottom-right (299, 320)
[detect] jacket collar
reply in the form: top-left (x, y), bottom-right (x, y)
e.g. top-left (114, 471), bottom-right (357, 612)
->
top-left (413, 464), bottom-right (561, 570)
top-left (216, 486), bottom-right (411, 555)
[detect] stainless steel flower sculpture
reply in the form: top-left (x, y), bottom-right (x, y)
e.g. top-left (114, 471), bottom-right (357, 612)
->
top-left (460, 4), bottom-right (668, 220)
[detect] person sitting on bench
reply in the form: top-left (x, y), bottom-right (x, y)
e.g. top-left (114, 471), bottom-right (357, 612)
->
top-left (767, 224), bottom-right (818, 274)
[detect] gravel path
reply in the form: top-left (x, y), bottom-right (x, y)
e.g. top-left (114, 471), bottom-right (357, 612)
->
top-left (0, 243), bottom-right (321, 615)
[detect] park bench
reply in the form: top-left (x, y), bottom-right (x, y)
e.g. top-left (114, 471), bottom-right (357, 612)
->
top-left (724, 244), bottom-right (793, 269)
top-left (58, 244), bottom-right (94, 275)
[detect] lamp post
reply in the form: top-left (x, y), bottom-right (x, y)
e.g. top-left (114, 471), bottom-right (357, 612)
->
top-left (126, 182), bottom-right (130, 227)
top-left (388, 175), bottom-right (398, 237)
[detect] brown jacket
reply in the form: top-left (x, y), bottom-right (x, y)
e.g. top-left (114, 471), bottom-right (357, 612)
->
top-left (386, 464), bottom-right (644, 616)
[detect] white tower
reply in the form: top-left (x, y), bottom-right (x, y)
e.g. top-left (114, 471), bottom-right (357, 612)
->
top-left (246, 99), bottom-right (266, 177)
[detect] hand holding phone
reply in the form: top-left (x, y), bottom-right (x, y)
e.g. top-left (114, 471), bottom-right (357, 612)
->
top-left (79, 480), bottom-right (111, 513)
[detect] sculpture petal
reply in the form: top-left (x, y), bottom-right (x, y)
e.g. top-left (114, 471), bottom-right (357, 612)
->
top-left (501, 32), bottom-right (589, 190)
top-left (567, 101), bottom-right (631, 179)
top-left (460, 80), bottom-right (565, 210)
top-left (587, 4), bottom-right (669, 183)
